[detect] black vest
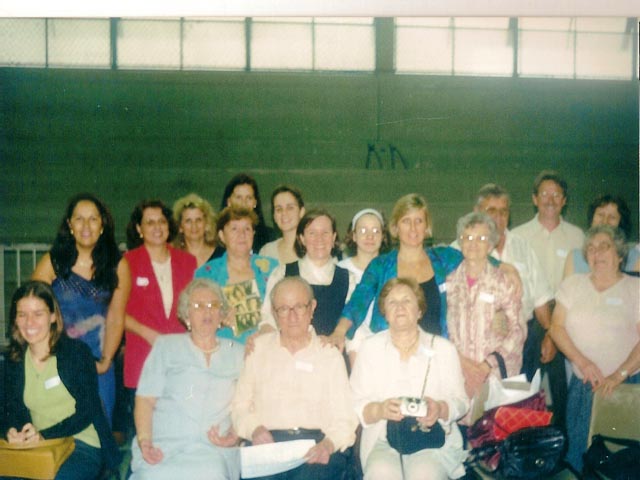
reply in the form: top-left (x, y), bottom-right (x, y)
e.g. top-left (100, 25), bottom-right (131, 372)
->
top-left (284, 262), bottom-right (349, 336)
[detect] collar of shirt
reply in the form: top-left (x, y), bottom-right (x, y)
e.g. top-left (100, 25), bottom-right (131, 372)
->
top-left (299, 255), bottom-right (338, 285)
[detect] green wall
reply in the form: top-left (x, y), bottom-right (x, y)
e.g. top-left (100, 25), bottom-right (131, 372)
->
top-left (1, 67), bottom-right (638, 247)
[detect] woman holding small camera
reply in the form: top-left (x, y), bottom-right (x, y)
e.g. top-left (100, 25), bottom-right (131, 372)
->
top-left (350, 277), bottom-right (469, 480)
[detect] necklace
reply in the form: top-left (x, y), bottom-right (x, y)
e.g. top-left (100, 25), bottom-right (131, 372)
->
top-left (392, 333), bottom-right (419, 354)
top-left (194, 341), bottom-right (220, 354)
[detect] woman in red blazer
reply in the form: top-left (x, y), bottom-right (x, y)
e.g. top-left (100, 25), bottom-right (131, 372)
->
top-left (123, 200), bottom-right (197, 393)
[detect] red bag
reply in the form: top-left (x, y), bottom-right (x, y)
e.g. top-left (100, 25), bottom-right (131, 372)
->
top-left (493, 406), bottom-right (553, 441)
top-left (467, 390), bottom-right (547, 470)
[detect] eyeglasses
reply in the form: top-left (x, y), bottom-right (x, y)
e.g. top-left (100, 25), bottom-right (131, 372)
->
top-left (356, 227), bottom-right (382, 236)
top-left (485, 207), bottom-right (509, 218)
top-left (586, 242), bottom-right (613, 255)
top-left (460, 234), bottom-right (490, 243)
top-left (274, 302), bottom-right (311, 318)
top-left (191, 301), bottom-right (223, 311)
top-left (538, 191), bottom-right (563, 199)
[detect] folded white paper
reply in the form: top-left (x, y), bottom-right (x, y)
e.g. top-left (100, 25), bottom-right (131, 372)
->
top-left (240, 439), bottom-right (315, 478)
top-left (484, 369), bottom-right (542, 411)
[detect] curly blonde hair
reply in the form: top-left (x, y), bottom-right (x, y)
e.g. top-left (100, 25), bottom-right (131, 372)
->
top-left (172, 193), bottom-right (217, 248)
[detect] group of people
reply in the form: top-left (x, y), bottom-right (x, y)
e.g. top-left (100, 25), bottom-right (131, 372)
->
top-left (2, 170), bottom-right (638, 479)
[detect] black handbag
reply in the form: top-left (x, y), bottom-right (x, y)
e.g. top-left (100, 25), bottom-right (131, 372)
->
top-left (467, 425), bottom-right (566, 479)
top-left (386, 335), bottom-right (445, 455)
top-left (583, 435), bottom-right (640, 480)
top-left (499, 426), bottom-right (566, 479)
top-left (387, 417), bottom-right (445, 455)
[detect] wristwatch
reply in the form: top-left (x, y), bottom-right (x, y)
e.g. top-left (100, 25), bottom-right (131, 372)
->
top-left (619, 369), bottom-right (628, 379)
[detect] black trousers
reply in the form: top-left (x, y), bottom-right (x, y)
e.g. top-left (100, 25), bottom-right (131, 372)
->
top-left (521, 317), bottom-right (568, 432)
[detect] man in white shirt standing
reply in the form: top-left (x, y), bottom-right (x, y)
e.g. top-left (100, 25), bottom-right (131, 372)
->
top-left (512, 170), bottom-right (585, 431)
top-left (512, 170), bottom-right (585, 293)
top-left (473, 184), bottom-right (555, 381)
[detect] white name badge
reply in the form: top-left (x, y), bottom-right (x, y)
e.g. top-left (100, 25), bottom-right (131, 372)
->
top-left (605, 297), bottom-right (623, 306)
top-left (439, 283), bottom-right (447, 294)
top-left (295, 361), bottom-right (313, 373)
top-left (479, 292), bottom-right (495, 304)
top-left (556, 249), bottom-right (568, 258)
top-left (136, 276), bottom-right (150, 287)
top-left (44, 376), bottom-right (61, 390)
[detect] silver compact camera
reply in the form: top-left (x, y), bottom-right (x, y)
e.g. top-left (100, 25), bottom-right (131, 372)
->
top-left (399, 396), bottom-right (427, 417)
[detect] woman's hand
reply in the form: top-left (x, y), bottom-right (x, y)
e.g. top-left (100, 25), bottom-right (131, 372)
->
top-left (208, 425), bottom-right (239, 448)
top-left (417, 397), bottom-right (448, 428)
top-left (7, 427), bottom-right (25, 443)
top-left (251, 425), bottom-right (274, 445)
top-left (379, 398), bottom-right (404, 422)
top-left (319, 332), bottom-right (346, 352)
top-left (9, 423), bottom-right (42, 444)
top-left (540, 333), bottom-right (557, 364)
top-left (96, 356), bottom-right (113, 375)
top-left (304, 438), bottom-right (334, 465)
top-left (597, 372), bottom-right (624, 397)
top-left (139, 438), bottom-right (164, 465)
top-left (577, 359), bottom-right (605, 390)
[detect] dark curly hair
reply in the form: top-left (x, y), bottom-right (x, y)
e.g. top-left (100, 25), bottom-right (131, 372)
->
top-left (126, 199), bottom-right (178, 250)
top-left (49, 193), bottom-right (121, 292)
top-left (587, 194), bottom-right (632, 238)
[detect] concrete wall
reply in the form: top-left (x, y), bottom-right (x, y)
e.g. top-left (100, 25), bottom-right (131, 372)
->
top-left (1, 67), bottom-right (638, 247)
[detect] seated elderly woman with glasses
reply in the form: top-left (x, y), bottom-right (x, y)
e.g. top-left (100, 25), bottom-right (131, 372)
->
top-left (232, 276), bottom-right (358, 480)
top-left (130, 278), bottom-right (244, 480)
top-left (350, 277), bottom-right (469, 480)
top-left (446, 212), bottom-right (524, 427)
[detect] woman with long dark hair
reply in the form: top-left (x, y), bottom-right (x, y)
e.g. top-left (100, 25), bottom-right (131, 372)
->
top-left (32, 193), bottom-right (131, 424)
top-left (220, 173), bottom-right (275, 253)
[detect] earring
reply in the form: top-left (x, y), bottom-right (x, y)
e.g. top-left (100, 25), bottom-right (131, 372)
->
top-left (70, 229), bottom-right (74, 235)
top-left (186, 321), bottom-right (191, 331)
top-left (139, 233), bottom-right (143, 239)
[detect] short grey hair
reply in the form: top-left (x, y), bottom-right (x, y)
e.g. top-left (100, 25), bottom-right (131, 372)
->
top-left (475, 183), bottom-right (511, 208)
top-left (177, 278), bottom-right (229, 324)
top-left (269, 276), bottom-right (315, 308)
top-left (456, 212), bottom-right (500, 249)
top-left (583, 225), bottom-right (627, 268)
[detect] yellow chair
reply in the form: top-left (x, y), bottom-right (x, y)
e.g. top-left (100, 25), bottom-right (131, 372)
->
top-left (588, 383), bottom-right (640, 445)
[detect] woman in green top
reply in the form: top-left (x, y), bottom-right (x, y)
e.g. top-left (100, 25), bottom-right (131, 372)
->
top-left (3, 280), bottom-right (119, 480)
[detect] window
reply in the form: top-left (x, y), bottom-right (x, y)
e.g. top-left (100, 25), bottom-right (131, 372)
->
top-left (395, 17), bottom-right (513, 77)
top-left (250, 17), bottom-right (374, 71)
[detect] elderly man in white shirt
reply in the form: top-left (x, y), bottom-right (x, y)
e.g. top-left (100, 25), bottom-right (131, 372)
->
top-left (232, 276), bottom-right (357, 480)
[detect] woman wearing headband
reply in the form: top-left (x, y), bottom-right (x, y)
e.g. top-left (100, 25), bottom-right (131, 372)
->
top-left (338, 208), bottom-right (390, 364)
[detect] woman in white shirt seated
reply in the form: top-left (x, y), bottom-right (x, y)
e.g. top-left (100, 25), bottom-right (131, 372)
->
top-left (350, 277), bottom-right (469, 480)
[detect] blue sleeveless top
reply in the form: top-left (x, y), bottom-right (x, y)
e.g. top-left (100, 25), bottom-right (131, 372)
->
top-left (52, 272), bottom-right (112, 359)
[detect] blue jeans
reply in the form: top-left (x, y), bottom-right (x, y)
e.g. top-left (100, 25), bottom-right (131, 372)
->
top-left (56, 439), bottom-right (102, 480)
